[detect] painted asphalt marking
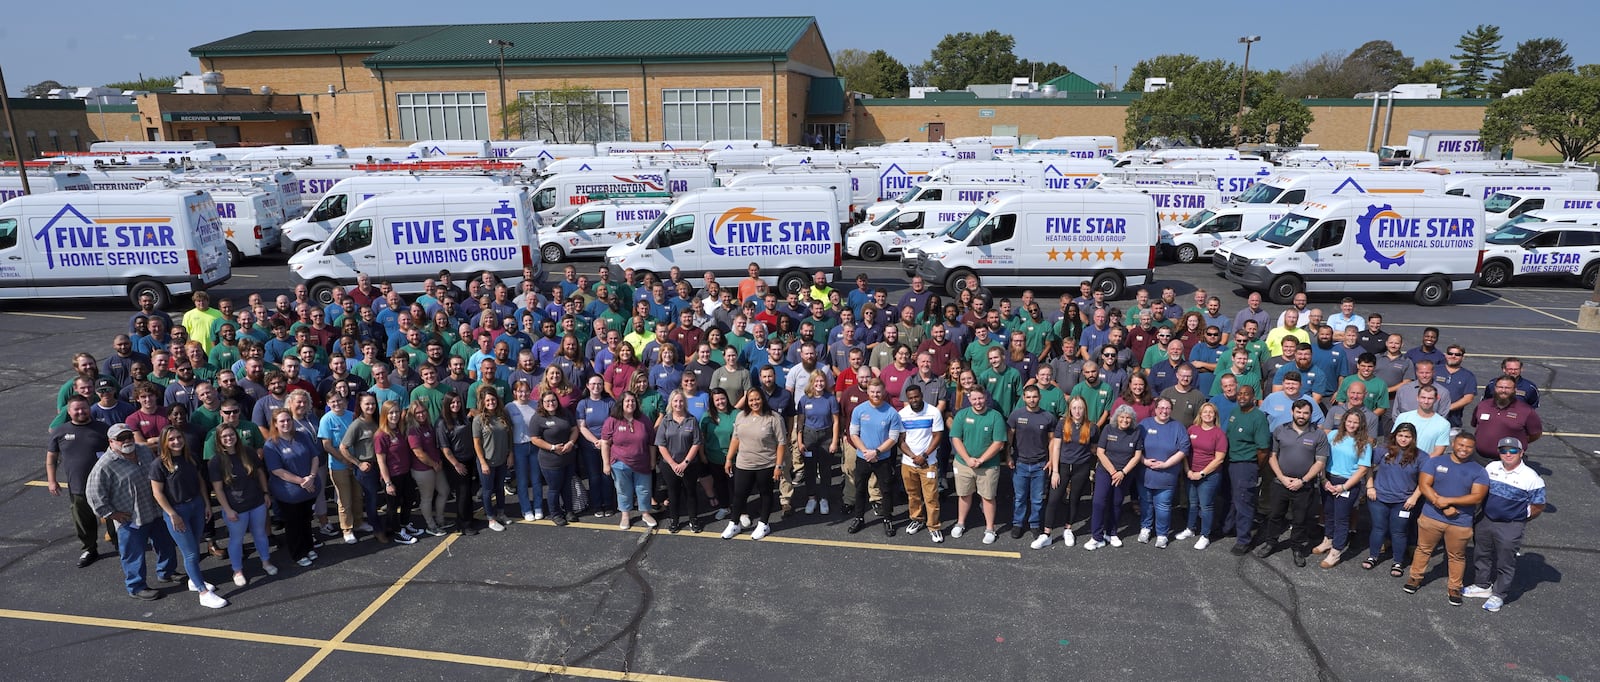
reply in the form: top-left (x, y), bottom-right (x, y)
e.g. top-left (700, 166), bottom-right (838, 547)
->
top-left (515, 518), bottom-right (1021, 559)
top-left (1487, 292), bottom-right (1579, 327)
top-left (4, 312), bottom-right (87, 320)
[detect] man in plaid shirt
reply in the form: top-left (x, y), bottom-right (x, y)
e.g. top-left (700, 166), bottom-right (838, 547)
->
top-left (86, 425), bottom-right (179, 600)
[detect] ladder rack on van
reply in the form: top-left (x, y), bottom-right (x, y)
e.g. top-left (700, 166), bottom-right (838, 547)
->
top-left (352, 161), bottom-right (525, 173)
top-left (1095, 169), bottom-right (1218, 187)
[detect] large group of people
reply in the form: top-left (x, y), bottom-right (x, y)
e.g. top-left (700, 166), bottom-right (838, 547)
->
top-left (43, 264), bottom-right (1548, 612)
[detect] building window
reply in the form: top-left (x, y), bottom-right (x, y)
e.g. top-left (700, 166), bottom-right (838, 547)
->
top-left (396, 92), bottom-right (490, 141)
top-left (513, 89), bottom-right (630, 142)
top-left (661, 88), bottom-right (762, 140)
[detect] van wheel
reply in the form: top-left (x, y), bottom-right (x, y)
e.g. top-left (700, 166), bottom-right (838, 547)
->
top-left (226, 243), bottom-right (244, 267)
top-left (1477, 260), bottom-right (1511, 288)
top-left (541, 243), bottom-right (565, 264)
top-left (943, 268), bottom-right (974, 297)
top-left (1413, 276), bottom-right (1451, 306)
top-left (309, 280), bottom-right (337, 307)
top-left (859, 242), bottom-right (883, 262)
top-left (1267, 275), bottom-right (1302, 305)
top-left (1581, 262), bottom-right (1599, 290)
top-left (128, 280), bottom-right (170, 311)
top-left (1175, 244), bottom-right (1199, 264)
top-left (1091, 271), bottom-right (1125, 300)
top-left (777, 271), bottom-right (809, 297)
top-left (292, 240), bottom-right (317, 254)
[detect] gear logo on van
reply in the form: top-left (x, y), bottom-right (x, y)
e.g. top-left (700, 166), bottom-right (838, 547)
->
top-left (709, 207), bottom-right (834, 258)
top-left (31, 203), bottom-right (183, 270)
top-left (1356, 203), bottom-right (1477, 270)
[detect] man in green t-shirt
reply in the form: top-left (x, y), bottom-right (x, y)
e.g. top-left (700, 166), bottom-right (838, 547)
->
top-left (950, 388), bottom-right (1009, 544)
top-left (1223, 385), bottom-right (1271, 556)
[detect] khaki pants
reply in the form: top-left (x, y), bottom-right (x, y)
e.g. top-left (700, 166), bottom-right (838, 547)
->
top-left (840, 442), bottom-right (884, 508)
top-left (1410, 514), bottom-right (1472, 592)
top-left (329, 468), bottom-right (364, 532)
top-left (901, 461), bottom-right (941, 530)
top-left (778, 447), bottom-right (801, 510)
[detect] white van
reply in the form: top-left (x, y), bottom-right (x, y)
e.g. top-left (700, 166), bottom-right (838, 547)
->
top-left (1103, 185), bottom-right (1222, 229)
top-left (1233, 170), bottom-right (1448, 205)
top-left (904, 190), bottom-right (1158, 299)
top-left (928, 160), bottom-right (1049, 185)
top-left (1165, 160), bottom-right (1276, 199)
top-left (409, 140), bottom-right (492, 158)
top-left (1445, 172), bottom-right (1598, 202)
top-left (725, 171), bottom-right (853, 226)
top-left (1478, 221), bottom-right (1600, 289)
top-left (204, 186), bottom-right (282, 264)
top-left (1223, 194), bottom-right (1483, 306)
top-left (605, 187), bottom-right (840, 295)
top-left (1497, 207), bottom-right (1600, 231)
top-left (508, 143), bottom-right (599, 163)
top-left (78, 167), bottom-right (176, 191)
top-left (288, 186), bottom-right (539, 305)
top-left (1485, 191), bottom-right (1600, 229)
top-left (862, 181), bottom-right (1025, 224)
top-left (705, 148), bottom-right (787, 171)
top-left (1275, 150), bottom-right (1380, 169)
top-left (538, 199), bottom-right (668, 263)
top-left (847, 202), bottom-right (974, 261)
top-left (530, 169), bottom-right (703, 224)
top-left (0, 189), bottom-right (231, 308)
top-left (1160, 204), bottom-right (1287, 263)
top-left (0, 170), bottom-right (93, 201)
top-left (89, 141), bottom-right (216, 154)
top-left (282, 174), bottom-right (513, 252)
top-left (1018, 136), bottom-right (1118, 158)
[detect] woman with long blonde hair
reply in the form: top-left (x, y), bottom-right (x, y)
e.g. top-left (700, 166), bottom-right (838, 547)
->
top-left (210, 424), bottom-right (276, 586)
top-left (151, 425), bottom-right (228, 608)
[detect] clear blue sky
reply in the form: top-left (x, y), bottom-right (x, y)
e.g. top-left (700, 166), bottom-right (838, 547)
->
top-left (5, 0), bottom-right (1597, 94)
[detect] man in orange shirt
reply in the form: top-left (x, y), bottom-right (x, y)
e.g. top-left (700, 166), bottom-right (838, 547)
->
top-left (738, 263), bottom-right (765, 304)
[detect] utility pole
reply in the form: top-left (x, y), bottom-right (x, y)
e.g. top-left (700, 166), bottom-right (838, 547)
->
top-left (0, 64), bottom-right (31, 195)
top-left (489, 39), bottom-right (515, 140)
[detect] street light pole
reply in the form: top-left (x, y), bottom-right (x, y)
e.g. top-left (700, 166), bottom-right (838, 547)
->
top-left (1236, 35), bottom-right (1261, 143)
top-left (489, 39), bottom-right (515, 140)
top-left (0, 64), bottom-right (31, 195)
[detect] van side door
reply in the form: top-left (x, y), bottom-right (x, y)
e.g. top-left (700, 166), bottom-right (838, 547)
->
top-left (1205, 212), bottom-right (1243, 252)
top-left (971, 213), bottom-right (1020, 285)
top-left (322, 218), bottom-right (375, 281)
top-left (650, 214), bottom-right (698, 272)
top-left (1297, 219), bottom-right (1350, 293)
top-left (561, 209), bottom-right (607, 254)
top-left (0, 217), bottom-right (34, 298)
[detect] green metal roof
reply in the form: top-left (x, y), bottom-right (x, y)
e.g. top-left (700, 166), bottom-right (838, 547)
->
top-left (361, 17), bottom-right (819, 68)
top-left (190, 25), bottom-right (451, 57)
top-left (1043, 72), bottom-right (1100, 93)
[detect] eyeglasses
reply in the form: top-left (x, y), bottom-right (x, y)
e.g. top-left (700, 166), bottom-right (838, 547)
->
top-left (1102, 352), bottom-right (1117, 357)
top-left (1204, 332), bottom-right (1219, 337)
top-left (221, 410), bottom-right (239, 415)
top-left (1445, 351), bottom-right (1464, 357)
top-left (1498, 448), bottom-right (1522, 454)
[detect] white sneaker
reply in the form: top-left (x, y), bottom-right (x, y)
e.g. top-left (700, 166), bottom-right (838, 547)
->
top-left (488, 519), bottom-right (506, 532)
top-left (618, 515), bottom-right (631, 531)
top-left (905, 520), bottom-right (924, 535)
top-left (533, 510), bottom-right (545, 521)
top-left (720, 521), bottom-right (739, 539)
top-left (261, 562), bottom-right (278, 576)
top-left (1175, 528), bottom-right (1195, 541)
top-left (524, 512), bottom-right (537, 522)
top-left (739, 514), bottom-right (752, 529)
top-left (805, 499), bottom-right (817, 515)
top-left (1155, 535), bottom-right (1169, 549)
top-left (1137, 528), bottom-right (1152, 544)
top-left (1108, 535), bottom-right (1123, 548)
top-left (404, 523), bottom-right (423, 537)
top-left (356, 522), bottom-right (373, 533)
top-left (714, 508), bottom-right (730, 521)
top-left (819, 499), bottom-right (830, 515)
top-left (187, 581), bottom-right (216, 593)
top-left (951, 524), bottom-right (966, 539)
top-left (930, 529), bottom-right (944, 543)
top-left (1462, 585), bottom-right (1494, 599)
top-left (198, 591), bottom-right (229, 609)
top-left (296, 557), bottom-right (313, 567)
top-left (1082, 539), bottom-right (1104, 551)
top-left (1194, 537), bottom-right (1211, 551)
top-left (307, 550), bottom-right (318, 561)
top-left (233, 572), bottom-right (247, 587)
top-left (1063, 529), bottom-right (1076, 547)
top-left (1030, 534), bottom-right (1053, 550)
top-left (982, 529), bottom-right (997, 545)
top-left (343, 532), bottom-right (358, 544)
top-left (751, 522), bottom-right (771, 540)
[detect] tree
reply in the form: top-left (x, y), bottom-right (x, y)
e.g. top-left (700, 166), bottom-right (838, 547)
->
top-left (1124, 58), bottom-right (1313, 148)
top-left (907, 62), bottom-right (930, 88)
top-left (1448, 24), bottom-right (1505, 97)
top-left (1018, 59), bottom-right (1072, 85)
top-left (104, 75), bottom-right (178, 92)
top-left (1496, 38), bottom-right (1574, 93)
top-left (1407, 58), bottom-right (1454, 85)
top-left (1481, 71), bottom-right (1600, 161)
top-left (836, 49), bottom-right (909, 98)
top-left (1580, 64), bottom-right (1600, 79)
top-left (1278, 50), bottom-right (1389, 99)
top-left (1346, 40), bottom-right (1414, 88)
top-left (502, 84), bottom-right (626, 143)
top-left (1122, 54), bottom-right (1201, 92)
top-left (22, 80), bottom-right (66, 98)
top-left (924, 30), bottom-right (1019, 91)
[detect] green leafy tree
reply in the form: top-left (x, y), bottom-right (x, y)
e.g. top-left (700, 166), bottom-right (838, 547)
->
top-left (924, 30), bottom-right (1019, 91)
top-left (1124, 58), bottom-right (1312, 148)
top-left (1122, 54), bottom-right (1201, 92)
top-left (1407, 58), bottom-right (1454, 85)
top-left (1579, 64), bottom-right (1600, 79)
top-left (1018, 59), bottom-right (1072, 85)
top-left (1449, 24), bottom-right (1506, 97)
top-left (502, 84), bottom-right (626, 143)
top-left (104, 75), bottom-right (178, 91)
top-left (1346, 40), bottom-right (1414, 88)
top-left (21, 80), bottom-right (66, 98)
top-left (1481, 71), bottom-right (1600, 161)
top-left (1279, 50), bottom-right (1389, 99)
top-left (836, 49), bottom-right (909, 98)
top-left (1495, 38), bottom-right (1574, 93)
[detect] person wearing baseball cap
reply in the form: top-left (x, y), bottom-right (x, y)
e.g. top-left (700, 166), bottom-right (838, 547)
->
top-left (86, 423), bottom-right (180, 600)
top-left (1463, 437), bottom-right (1547, 612)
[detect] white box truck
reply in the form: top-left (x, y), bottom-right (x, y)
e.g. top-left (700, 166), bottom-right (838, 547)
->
top-left (0, 189), bottom-right (231, 308)
top-left (1381, 130), bottom-right (1494, 164)
top-left (1222, 194), bottom-right (1484, 306)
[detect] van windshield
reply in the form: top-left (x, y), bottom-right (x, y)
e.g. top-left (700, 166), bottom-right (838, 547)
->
top-left (1501, 214), bottom-right (1547, 229)
top-left (635, 212), bottom-right (668, 245)
top-left (1483, 192), bottom-right (1518, 214)
top-left (869, 208), bottom-right (901, 227)
top-left (532, 187), bottom-right (555, 212)
top-left (1487, 224), bottom-right (1540, 245)
top-left (1181, 209), bottom-right (1216, 230)
top-left (946, 209), bottom-right (990, 242)
top-left (1234, 182), bottom-right (1283, 204)
top-left (1257, 213), bottom-right (1316, 247)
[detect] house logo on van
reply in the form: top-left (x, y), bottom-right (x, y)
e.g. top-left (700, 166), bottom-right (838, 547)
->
top-left (708, 207), bottom-right (834, 258)
top-left (879, 164), bottom-right (929, 199)
top-left (31, 203), bottom-right (183, 270)
top-left (1042, 165), bottom-right (1097, 190)
top-left (1355, 203), bottom-right (1477, 269)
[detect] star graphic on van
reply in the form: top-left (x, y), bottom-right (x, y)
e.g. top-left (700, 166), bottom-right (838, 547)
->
top-left (1078, 248), bottom-right (1092, 261)
top-left (1046, 248), bottom-right (1061, 261)
top-left (1180, 213), bottom-right (1192, 221)
top-left (1094, 248), bottom-right (1108, 261)
top-left (1110, 248), bottom-right (1125, 261)
top-left (224, 228), bottom-right (236, 239)
top-left (1061, 248), bottom-right (1075, 261)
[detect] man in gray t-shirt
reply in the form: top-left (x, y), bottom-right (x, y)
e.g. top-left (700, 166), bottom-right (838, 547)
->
top-left (1253, 400), bottom-right (1330, 565)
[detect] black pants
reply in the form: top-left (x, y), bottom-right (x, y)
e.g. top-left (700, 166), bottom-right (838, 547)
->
top-left (660, 459), bottom-right (703, 523)
top-left (387, 475), bottom-right (418, 533)
top-left (70, 493), bottom-right (112, 553)
top-left (1258, 479), bottom-right (1317, 552)
top-left (1044, 460), bottom-right (1093, 530)
top-left (799, 427), bottom-right (835, 503)
top-left (444, 462), bottom-right (479, 528)
top-left (853, 456), bottom-right (896, 520)
top-left (279, 499), bottom-right (315, 560)
top-left (730, 467), bottom-right (776, 525)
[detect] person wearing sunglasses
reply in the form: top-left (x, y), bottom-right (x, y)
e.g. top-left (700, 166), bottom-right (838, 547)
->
top-left (1462, 437), bottom-right (1546, 613)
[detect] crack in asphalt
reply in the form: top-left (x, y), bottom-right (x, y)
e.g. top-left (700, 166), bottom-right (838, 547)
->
top-left (1235, 556), bottom-right (1342, 682)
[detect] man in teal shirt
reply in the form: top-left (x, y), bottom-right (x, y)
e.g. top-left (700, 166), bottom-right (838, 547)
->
top-left (1224, 385), bottom-right (1272, 555)
top-left (951, 388), bottom-right (1009, 545)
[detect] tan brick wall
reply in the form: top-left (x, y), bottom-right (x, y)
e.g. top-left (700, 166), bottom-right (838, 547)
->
top-left (2, 108), bottom-right (98, 157)
top-left (85, 107), bottom-right (145, 143)
top-left (788, 25), bottom-right (834, 74)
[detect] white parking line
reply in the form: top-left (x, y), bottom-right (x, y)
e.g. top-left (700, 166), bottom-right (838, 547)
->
top-left (1488, 291), bottom-right (1578, 327)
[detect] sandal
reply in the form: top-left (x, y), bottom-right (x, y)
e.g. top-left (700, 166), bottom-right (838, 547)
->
top-left (1361, 557), bottom-right (1378, 570)
top-left (1389, 562), bottom-right (1404, 578)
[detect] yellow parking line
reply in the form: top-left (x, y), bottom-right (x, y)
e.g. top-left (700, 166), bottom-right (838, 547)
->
top-left (4, 311), bottom-right (87, 320)
top-left (517, 519), bottom-right (1021, 559)
top-left (1485, 292), bottom-right (1578, 326)
top-left (334, 641), bottom-right (721, 681)
top-left (1385, 322), bottom-right (1592, 333)
top-left (0, 607), bottom-right (324, 648)
top-left (231, 273), bottom-right (259, 278)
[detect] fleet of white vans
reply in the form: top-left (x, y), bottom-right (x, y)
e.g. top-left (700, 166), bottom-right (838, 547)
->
top-left (0, 189), bottom-right (231, 308)
top-left (1160, 204), bottom-right (1287, 263)
top-left (1485, 191), bottom-right (1600, 229)
top-left (538, 199), bottom-right (669, 263)
top-left (1478, 221), bottom-right (1600, 289)
top-left (1222, 194), bottom-right (1484, 306)
top-left (282, 174), bottom-right (514, 252)
top-left (846, 201), bottom-right (974, 261)
top-left (606, 186), bottom-right (841, 295)
top-left (288, 186), bottom-right (540, 304)
top-left (529, 168), bottom-right (712, 224)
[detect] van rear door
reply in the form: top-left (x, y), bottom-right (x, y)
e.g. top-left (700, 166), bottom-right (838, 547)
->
top-left (187, 194), bottom-right (232, 287)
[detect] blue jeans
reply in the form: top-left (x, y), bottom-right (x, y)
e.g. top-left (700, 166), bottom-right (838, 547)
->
top-left (1010, 461), bottom-right (1046, 530)
top-left (223, 503), bottom-right (271, 573)
top-left (480, 463), bottom-right (508, 520)
top-left (1089, 468), bottom-right (1130, 542)
top-left (163, 497), bottom-right (209, 593)
top-left (1367, 499), bottom-right (1416, 560)
top-left (116, 516), bottom-right (178, 594)
top-left (357, 467), bottom-right (385, 534)
top-left (1227, 461), bottom-right (1261, 546)
top-left (541, 462), bottom-right (574, 515)
top-left (580, 440), bottom-right (615, 511)
top-left (1139, 485), bottom-right (1175, 537)
top-left (514, 443), bottom-right (545, 516)
top-left (1185, 472), bottom-right (1223, 536)
top-left (1322, 475), bottom-right (1356, 551)
top-left (611, 461), bottom-right (653, 513)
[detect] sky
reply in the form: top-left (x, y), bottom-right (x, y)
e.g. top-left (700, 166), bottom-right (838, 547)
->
top-left (5, 0), bottom-right (1598, 94)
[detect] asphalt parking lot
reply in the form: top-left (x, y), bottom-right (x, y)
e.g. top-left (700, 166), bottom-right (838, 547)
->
top-left (2, 254), bottom-right (1597, 681)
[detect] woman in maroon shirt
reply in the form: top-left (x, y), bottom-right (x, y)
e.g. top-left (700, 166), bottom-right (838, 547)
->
top-left (374, 400), bottom-right (419, 545)
top-left (1180, 402), bottom-right (1227, 550)
top-left (602, 392), bottom-right (657, 531)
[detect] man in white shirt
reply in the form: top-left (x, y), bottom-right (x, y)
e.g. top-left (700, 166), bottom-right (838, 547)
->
top-left (898, 384), bottom-right (946, 543)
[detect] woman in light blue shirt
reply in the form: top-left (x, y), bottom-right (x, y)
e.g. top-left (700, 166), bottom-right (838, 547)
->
top-left (1317, 410), bottom-right (1373, 568)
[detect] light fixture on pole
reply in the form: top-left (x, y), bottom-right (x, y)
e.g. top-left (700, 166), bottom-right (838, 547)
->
top-left (489, 39), bottom-right (515, 140)
top-left (1236, 35), bottom-right (1261, 141)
